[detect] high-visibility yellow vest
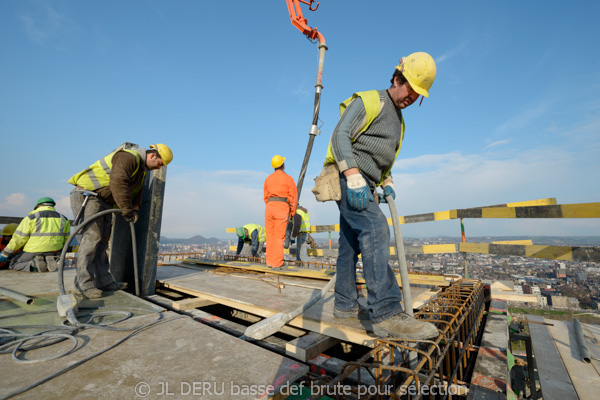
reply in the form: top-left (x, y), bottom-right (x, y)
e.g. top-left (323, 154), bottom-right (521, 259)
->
top-left (324, 90), bottom-right (405, 185)
top-left (1, 206), bottom-right (70, 256)
top-left (68, 147), bottom-right (146, 198)
top-left (243, 224), bottom-right (266, 242)
top-left (296, 209), bottom-right (311, 233)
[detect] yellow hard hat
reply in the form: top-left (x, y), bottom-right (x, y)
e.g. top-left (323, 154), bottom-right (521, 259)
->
top-left (395, 52), bottom-right (437, 98)
top-left (150, 144), bottom-right (173, 165)
top-left (271, 155), bottom-right (285, 169)
top-left (1, 223), bottom-right (18, 236)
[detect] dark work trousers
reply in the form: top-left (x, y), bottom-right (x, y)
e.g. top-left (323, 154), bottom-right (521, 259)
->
top-left (9, 251), bottom-right (59, 272)
top-left (70, 189), bottom-right (116, 290)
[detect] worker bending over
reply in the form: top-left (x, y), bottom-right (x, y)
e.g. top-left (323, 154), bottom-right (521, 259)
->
top-left (0, 198), bottom-right (70, 272)
top-left (235, 224), bottom-right (266, 258)
top-left (68, 143), bottom-right (173, 299)
top-left (324, 52), bottom-right (438, 340)
top-left (263, 155), bottom-right (297, 269)
top-left (292, 205), bottom-right (312, 263)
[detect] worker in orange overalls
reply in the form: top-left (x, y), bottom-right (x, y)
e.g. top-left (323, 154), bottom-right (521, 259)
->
top-left (264, 155), bottom-right (297, 269)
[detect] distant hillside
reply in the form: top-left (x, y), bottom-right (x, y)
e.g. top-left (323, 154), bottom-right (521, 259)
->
top-left (160, 235), bottom-right (225, 245)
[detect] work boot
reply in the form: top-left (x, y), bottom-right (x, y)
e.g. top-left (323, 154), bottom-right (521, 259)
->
top-left (32, 256), bottom-right (48, 273)
top-left (83, 288), bottom-right (103, 299)
top-left (99, 281), bottom-right (128, 291)
top-left (334, 305), bottom-right (370, 320)
top-left (372, 313), bottom-right (439, 340)
top-left (45, 256), bottom-right (59, 272)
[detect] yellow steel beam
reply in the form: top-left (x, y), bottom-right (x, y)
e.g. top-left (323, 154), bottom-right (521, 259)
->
top-left (456, 202), bottom-right (600, 219)
top-left (492, 240), bottom-right (533, 245)
top-left (230, 244), bottom-right (459, 256)
top-left (390, 198), bottom-right (559, 225)
top-left (460, 242), bottom-right (600, 263)
top-left (225, 198), bottom-right (561, 233)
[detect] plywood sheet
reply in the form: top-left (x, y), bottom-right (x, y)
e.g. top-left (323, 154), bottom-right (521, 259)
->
top-left (157, 265), bottom-right (436, 347)
top-left (527, 315), bottom-right (578, 400)
top-left (546, 319), bottom-right (600, 400)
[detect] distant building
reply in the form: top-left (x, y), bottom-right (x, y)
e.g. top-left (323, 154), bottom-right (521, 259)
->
top-left (522, 284), bottom-right (532, 294)
top-left (551, 295), bottom-right (579, 310)
top-left (537, 295), bottom-right (547, 307)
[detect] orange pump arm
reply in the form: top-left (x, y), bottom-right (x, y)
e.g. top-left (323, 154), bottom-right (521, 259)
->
top-left (285, 0), bottom-right (326, 45)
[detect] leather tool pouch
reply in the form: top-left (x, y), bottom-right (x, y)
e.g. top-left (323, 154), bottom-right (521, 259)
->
top-left (312, 163), bottom-right (342, 202)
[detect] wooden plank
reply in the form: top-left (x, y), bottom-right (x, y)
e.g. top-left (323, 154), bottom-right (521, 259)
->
top-left (171, 297), bottom-right (216, 310)
top-left (527, 315), bottom-right (578, 400)
top-left (185, 258), bottom-right (450, 287)
top-left (231, 310), bottom-right (307, 338)
top-left (156, 265), bottom-right (383, 346)
top-left (468, 313), bottom-right (508, 393)
top-left (546, 320), bottom-right (600, 400)
top-left (285, 332), bottom-right (340, 362)
top-left (146, 295), bottom-right (289, 354)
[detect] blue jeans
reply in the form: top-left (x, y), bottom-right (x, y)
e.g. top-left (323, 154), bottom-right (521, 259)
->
top-left (335, 173), bottom-right (403, 323)
top-left (296, 232), bottom-right (309, 262)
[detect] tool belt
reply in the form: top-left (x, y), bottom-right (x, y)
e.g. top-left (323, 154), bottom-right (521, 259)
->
top-left (267, 197), bottom-right (289, 203)
top-left (312, 163), bottom-right (342, 202)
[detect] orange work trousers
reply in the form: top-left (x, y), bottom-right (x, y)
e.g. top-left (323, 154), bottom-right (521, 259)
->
top-left (265, 201), bottom-right (289, 268)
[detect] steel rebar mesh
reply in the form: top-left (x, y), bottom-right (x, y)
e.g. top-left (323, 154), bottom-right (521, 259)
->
top-left (307, 280), bottom-right (486, 400)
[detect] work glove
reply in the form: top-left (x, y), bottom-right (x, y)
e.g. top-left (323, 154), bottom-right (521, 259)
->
top-left (0, 255), bottom-right (8, 263)
top-left (123, 211), bottom-right (139, 224)
top-left (378, 181), bottom-right (396, 203)
top-left (346, 174), bottom-right (374, 210)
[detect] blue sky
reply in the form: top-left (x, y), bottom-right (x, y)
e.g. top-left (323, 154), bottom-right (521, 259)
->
top-left (1, 0), bottom-right (599, 240)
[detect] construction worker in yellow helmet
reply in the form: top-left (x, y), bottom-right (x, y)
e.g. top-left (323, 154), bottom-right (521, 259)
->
top-left (320, 52), bottom-right (438, 340)
top-left (68, 142), bottom-right (173, 299)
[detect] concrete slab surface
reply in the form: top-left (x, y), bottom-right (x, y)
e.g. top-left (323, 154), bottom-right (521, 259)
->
top-left (1, 310), bottom-right (307, 400)
top-left (0, 268), bottom-right (308, 400)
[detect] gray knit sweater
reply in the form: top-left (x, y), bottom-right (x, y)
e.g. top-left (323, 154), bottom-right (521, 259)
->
top-left (330, 89), bottom-right (403, 185)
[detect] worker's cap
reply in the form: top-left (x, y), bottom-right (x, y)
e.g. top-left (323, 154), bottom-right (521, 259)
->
top-left (35, 197), bottom-right (56, 207)
top-left (236, 227), bottom-right (245, 238)
top-left (271, 155), bottom-right (285, 169)
top-left (150, 143), bottom-right (173, 165)
top-left (1, 223), bottom-right (18, 236)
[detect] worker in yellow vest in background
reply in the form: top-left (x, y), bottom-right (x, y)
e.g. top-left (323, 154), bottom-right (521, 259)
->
top-left (292, 205), bottom-right (313, 263)
top-left (0, 198), bottom-right (70, 272)
top-left (235, 224), bottom-right (266, 258)
top-left (68, 143), bottom-right (173, 299)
